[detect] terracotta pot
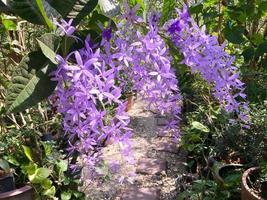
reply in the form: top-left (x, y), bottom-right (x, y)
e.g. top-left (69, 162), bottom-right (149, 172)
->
top-left (241, 167), bottom-right (263, 200)
top-left (126, 95), bottom-right (134, 112)
top-left (0, 185), bottom-right (34, 200)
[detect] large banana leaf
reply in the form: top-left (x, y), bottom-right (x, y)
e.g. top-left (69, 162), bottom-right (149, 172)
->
top-left (6, 0), bottom-right (98, 26)
top-left (6, 0), bottom-right (57, 26)
top-left (50, 0), bottom-right (98, 25)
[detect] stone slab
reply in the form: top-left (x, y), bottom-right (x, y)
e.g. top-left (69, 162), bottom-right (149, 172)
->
top-left (136, 158), bottom-right (167, 175)
top-left (155, 117), bottom-right (169, 126)
top-left (153, 142), bottom-right (179, 154)
top-left (121, 186), bottom-right (160, 200)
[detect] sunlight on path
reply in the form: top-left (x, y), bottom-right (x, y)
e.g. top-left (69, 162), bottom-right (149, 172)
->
top-left (83, 97), bottom-right (186, 200)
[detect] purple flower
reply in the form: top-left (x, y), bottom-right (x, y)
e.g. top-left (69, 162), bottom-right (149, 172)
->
top-left (166, 5), bottom-right (250, 124)
top-left (119, 2), bottom-right (142, 26)
top-left (54, 19), bottom-right (75, 36)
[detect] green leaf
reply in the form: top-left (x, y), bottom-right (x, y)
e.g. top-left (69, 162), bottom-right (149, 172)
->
top-left (250, 33), bottom-right (264, 45)
top-left (189, 3), bottom-right (203, 14)
top-left (242, 47), bottom-right (255, 62)
top-left (4, 156), bottom-right (19, 166)
top-left (25, 163), bottom-right (38, 175)
top-left (29, 168), bottom-right (51, 183)
top-left (41, 179), bottom-right (53, 189)
top-left (255, 41), bottom-right (267, 58)
top-left (6, 0), bottom-right (56, 26)
top-left (0, 159), bottom-right (10, 173)
top-left (22, 145), bottom-right (34, 162)
top-left (37, 33), bottom-right (61, 64)
top-left (42, 142), bottom-right (53, 157)
top-left (61, 191), bottom-right (72, 200)
top-left (35, 0), bottom-right (54, 29)
top-left (43, 186), bottom-right (56, 197)
top-left (0, 75), bottom-right (9, 89)
top-left (224, 25), bottom-right (245, 44)
top-left (160, 0), bottom-right (175, 25)
top-left (2, 19), bottom-right (16, 31)
top-left (73, 191), bottom-right (84, 198)
top-left (191, 121), bottom-right (210, 132)
top-left (6, 51), bottom-right (57, 113)
top-left (50, 0), bottom-right (98, 25)
top-left (56, 160), bottom-right (68, 172)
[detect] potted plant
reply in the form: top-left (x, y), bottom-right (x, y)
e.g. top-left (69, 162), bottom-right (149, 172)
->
top-left (0, 159), bottom-right (34, 200)
top-left (241, 164), bottom-right (267, 200)
top-left (0, 159), bottom-right (15, 193)
top-left (209, 158), bottom-right (243, 191)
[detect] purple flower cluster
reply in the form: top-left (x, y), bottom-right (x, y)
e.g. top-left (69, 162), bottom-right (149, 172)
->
top-left (52, 4), bottom-right (250, 184)
top-left (52, 31), bottom-right (133, 174)
top-left (166, 6), bottom-right (249, 125)
top-left (113, 10), bottom-right (183, 140)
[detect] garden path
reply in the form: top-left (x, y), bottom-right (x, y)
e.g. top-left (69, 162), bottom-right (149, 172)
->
top-left (83, 97), bottom-right (186, 200)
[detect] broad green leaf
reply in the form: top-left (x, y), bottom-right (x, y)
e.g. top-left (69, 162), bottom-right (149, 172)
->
top-left (37, 33), bottom-right (61, 64)
top-left (189, 3), bottom-right (203, 14)
top-left (191, 121), bottom-right (210, 132)
top-left (242, 47), bottom-right (255, 62)
top-left (41, 179), bottom-right (53, 189)
top-left (6, 51), bottom-right (57, 113)
top-left (29, 167), bottom-right (51, 183)
top-left (35, 0), bottom-right (54, 29)
top-left (4, 156), bottom-right (19, 166)
top-left (255, 41), bottom-right (267, 58)
top-left (0, 159), bottom-right (10, 173)
top-left (6, 0), bottom-right (57, 26)
top-left (43, 186), bottom-right (56, 197)
top-left (22, 145), bottom-right (34, 162)
top-left (250, 33), bottom-right (264, 45)
top-left (224, 25), bottom-right (245, 44)
top-left (49, 0), bottom-right (98, 25)
top-left (25, 163), bottom-right (38, 175)
top-left (56, 160), bottom-right (68, 172)
top-left (160, 0), bottom-right (175, 25)
top-left (61, 191), bottom-right (72, 200)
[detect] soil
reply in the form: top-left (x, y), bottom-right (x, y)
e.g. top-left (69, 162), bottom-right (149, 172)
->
top-left (81, 97), bottom-right (187, 200)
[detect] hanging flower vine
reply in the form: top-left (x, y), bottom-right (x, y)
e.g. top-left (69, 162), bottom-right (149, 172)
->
top-left (52, 3), bottom-right (249, 183)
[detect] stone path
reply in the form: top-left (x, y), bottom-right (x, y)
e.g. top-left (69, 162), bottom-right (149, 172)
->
top-left (83, 97), bottom-right (186, 200)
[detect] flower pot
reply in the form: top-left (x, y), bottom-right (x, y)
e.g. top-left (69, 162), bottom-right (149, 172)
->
top-left (241, 167), bottom-right (263, 200)
top-left (41, 133), bottom-right (53, 141)
top-left (126, 95), bottom-right (134, 112)
top-left (0, 175), bottom-right (15, 193)
top-left (0, 185), bottom-right (34, 200)
top-left (209, 157), bottom-right (243, 189)
top-left (212, 163), bottom-right (243, 187)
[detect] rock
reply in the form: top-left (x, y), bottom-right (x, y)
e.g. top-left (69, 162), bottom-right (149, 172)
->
top-left (121, 186), bottom-right (160, 200)
top-left (136, 158), bottom-right (167, 175)
top-left (155, 116), bottom-right (168, 126)
top-left (152, 141), bottom-right (179, 154)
